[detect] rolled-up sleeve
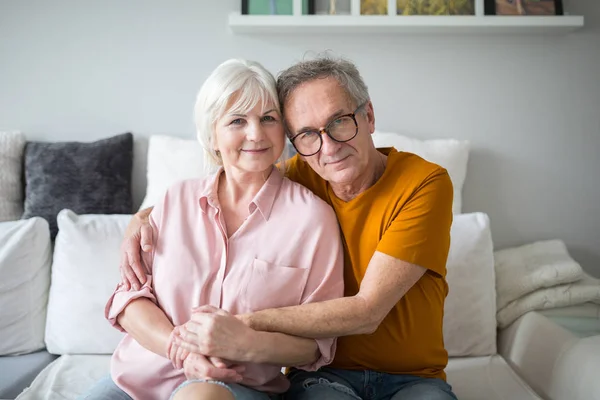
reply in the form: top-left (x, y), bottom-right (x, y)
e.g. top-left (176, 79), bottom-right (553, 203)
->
top-left (105, 274), bottom-right (156, 332)
top-left (105, 214), bottom-right (159, 332)
top-left (295, 203), bottom-right (345, 371)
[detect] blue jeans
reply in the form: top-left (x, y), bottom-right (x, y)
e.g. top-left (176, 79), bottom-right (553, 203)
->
top-left (79, 375), bottom-right (279, 400)
top-left (285, 367), bottom-right (458, 400)
top-left (171, 379), bottom-right (280, 399)
top-left (77, 376), bottom-right (132, 400)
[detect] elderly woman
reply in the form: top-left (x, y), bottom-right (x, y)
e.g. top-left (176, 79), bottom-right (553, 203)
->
top-left (79, 59), bottom-right (344, 400)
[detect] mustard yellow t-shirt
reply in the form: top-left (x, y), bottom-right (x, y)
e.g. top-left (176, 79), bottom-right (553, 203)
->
top-left (286, 147), bottom-right (453, 380)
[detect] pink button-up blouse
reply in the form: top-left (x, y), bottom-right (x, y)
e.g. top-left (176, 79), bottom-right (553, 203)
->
top-left (105, 167), bottom-right (344, 400)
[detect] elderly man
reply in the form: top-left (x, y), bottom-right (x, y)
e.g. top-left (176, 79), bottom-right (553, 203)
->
top-left (121, 56), bottom-right (456, 400)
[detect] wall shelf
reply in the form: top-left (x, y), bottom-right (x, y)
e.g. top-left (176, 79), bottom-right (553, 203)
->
top-left (228, 14), bottom-right (584, 35)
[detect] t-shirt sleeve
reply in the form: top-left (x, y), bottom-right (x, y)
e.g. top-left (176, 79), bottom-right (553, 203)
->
top-left (295, 202), bottom-right (345, 371)
top-left (377, 168), bottom-right (453, 277)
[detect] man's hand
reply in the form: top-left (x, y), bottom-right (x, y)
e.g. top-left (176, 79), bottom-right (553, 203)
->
top-left (120, 208), bottom-right (153, 290)
top-left (182, 353), bottom-right (245, 382)
top-left (176, 305), bottom-right (256, 362)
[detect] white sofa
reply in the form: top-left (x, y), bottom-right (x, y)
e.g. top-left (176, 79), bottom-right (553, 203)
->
top-left (2, 133), bottom-right (600, 400)
top-left (2, 209), bottom-right (599, 400)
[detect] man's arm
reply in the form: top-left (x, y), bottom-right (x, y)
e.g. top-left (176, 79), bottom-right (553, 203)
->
top-left (249, 332), bottom-right (319, 366)
top-left (180, 308), bottom-right (321, 365)
top-left (245, 251), bottom-right (426, 338)
top-left (245, 168), bottom-right (453, 339)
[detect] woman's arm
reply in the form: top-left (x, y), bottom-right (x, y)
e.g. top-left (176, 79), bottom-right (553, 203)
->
top-left (117, 297), bottom-right (173, 356)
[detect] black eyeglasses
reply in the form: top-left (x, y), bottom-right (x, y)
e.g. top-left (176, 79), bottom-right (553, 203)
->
top-left (290, 103), bottom-right (366, 157)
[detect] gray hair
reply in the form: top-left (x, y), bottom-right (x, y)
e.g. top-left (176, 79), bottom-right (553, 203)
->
top-left (276, 55), bottom-right (370, 134)
top-left (194, 58), bottom-right (285, 172)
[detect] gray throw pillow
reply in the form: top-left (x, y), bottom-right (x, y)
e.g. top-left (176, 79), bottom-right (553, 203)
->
top-left (22, 132), bottom-right (133, 238)
top-left (0, 131), bottom-right (26, 222)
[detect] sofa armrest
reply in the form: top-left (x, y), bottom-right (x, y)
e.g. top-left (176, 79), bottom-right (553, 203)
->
top-left (499, 311), bottom-right (600, 400)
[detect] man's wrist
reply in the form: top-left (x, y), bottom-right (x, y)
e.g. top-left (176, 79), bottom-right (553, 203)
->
top-left (243, 330), bottom-right (269, 364)
top-left (237, 313), bottom-right (255, 329)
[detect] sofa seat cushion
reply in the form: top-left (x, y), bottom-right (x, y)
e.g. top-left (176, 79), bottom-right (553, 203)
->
top-left (16, 355), bottom-right (110, 400)
top-left (0, 351), bottom-right (58, 399)
top-left (17, 354), bottom-right (542, 400)
top-left (447, 355), bottom-right (541, 400)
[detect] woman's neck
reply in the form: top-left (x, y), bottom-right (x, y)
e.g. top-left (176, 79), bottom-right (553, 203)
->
top-left (218, 165), bottom-right (274, 206)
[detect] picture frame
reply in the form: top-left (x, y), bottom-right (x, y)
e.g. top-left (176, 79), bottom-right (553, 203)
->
top-left (360, 0), bottom-right (387, 15)
top-left (315, 0), bottom-right (351, 15)
top-left (242, 0), bottom-right (316, 15)
top-left (484, 0), bottom-right (563, 16)
top-left (396, 0), bottom-right (475, 15)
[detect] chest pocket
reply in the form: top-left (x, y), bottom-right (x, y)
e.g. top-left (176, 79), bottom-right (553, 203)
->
top-left (243, 258), bottom-right (309, 312)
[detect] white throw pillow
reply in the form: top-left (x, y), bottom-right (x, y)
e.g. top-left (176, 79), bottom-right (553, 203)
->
top-left (139, 135), bottom-right (206, 210)
top-left (0, 217), bottom-right (51, 355)
top-left (0, 131), bottom-right (26, 222)
top-left (372, 131), bottom-right (469, 214)
top-left (45, 210), bottom-right (131, 354)
top-left (443, 212), bottom-right (497, 356)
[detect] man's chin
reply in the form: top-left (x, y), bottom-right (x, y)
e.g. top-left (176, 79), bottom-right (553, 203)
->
top-left (327, 168), bottom-right (357, 185)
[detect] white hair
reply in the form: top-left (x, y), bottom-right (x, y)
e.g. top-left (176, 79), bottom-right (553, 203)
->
top-left (194, 58), bottom-right (287, 173)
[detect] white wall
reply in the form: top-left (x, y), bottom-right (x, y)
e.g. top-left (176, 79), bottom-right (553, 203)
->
top-left (1, 0), bottom-right (599, 276)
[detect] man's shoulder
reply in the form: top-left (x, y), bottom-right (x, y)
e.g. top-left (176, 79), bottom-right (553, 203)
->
top-left (385, 148), bottom-right (450, 187)
top-left (284, 154), bottom-right (328, 198)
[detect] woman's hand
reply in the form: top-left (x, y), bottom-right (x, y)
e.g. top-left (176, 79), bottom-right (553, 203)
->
top-left (182, 353), bottom-right (245, 382)
top-left (167, 326), bottom-right (190, 369)
top-left (177, 305), bottom-right (257, 363)
top-left (168, 325), bottom-right (245, 382)
top-left (120, 208), bottom-right (154, 290)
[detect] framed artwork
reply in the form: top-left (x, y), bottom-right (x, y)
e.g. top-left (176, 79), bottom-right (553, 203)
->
top-left (242, 0), bottom-right (315, 15)
top-left (361, 0), bottom-right (388, 15)
top-left (485, 0), bottom-right (563, 15)
top-left (315, 0), bottom-right (351, 14)
top-left (397, 0), bottom-right (475, 15)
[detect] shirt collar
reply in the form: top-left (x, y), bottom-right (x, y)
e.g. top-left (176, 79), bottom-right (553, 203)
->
top-left (198, 167), bottom-right (283, 221)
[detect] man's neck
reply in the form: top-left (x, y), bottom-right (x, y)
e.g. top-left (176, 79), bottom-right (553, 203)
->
top-left (330, 151), bottom-right (387, 202)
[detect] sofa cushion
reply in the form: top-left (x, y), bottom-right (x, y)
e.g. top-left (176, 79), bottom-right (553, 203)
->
top-left (0, 131), bottom-right (26, 222)
top-left (22, 132), bottom-right (134, 239)
top-left (447, 355), bottom-right (541, 399)
top-left (372, 131), bottom-right (469, 214)
top-left (15, 355), bottom-right (110, 400)
top-left (138, 135), bottom-right (206, 211)
top-left (15, 354), bottom-right (542, 400)
top-left (0, 350), bottom-right (58, 399)
top-left (44, 210), bottom-right (130, 355)
top-left (443, 212), bottom-right (497, 356)
top-left (0, 218), bottom-right (52, 356)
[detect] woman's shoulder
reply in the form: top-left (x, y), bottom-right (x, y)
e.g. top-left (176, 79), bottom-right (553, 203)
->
top-left (159, 173), bottom-right (218, 206)
top-left (278, 177), bottom-right (336, 219)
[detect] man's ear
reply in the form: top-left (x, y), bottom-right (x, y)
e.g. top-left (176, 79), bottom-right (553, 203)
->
top-left (364, 101), bottom-right (376, 134)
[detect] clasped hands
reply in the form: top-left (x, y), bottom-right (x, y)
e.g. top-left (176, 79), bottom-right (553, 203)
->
top-left (166, 305), bottom-right (253, 383)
